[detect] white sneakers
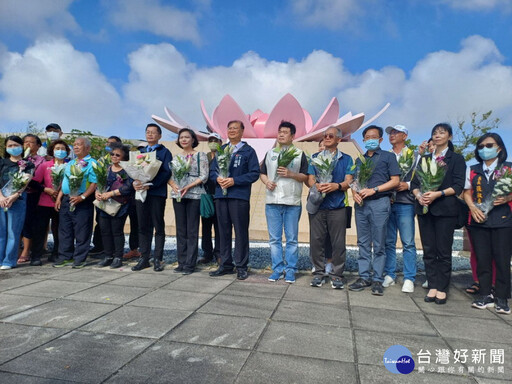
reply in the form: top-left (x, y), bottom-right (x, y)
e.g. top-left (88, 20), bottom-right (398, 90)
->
top-left (0, 266), bottom-right (12, 270)
top-left (383, 275), bottom-right (395, 287)
top-left (402, 279), bottom-right (414, 293)
top-left (422, 280), bottom-right (428, 289)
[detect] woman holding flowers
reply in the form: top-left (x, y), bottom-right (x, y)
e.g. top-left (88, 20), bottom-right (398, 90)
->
top-left (412, 123), bottom-right (466, 304)
top-left (463, 133), bottom-right (512, 314)
top-left (30, 140), bottom-right (70, 265)
top-left (0, 136), bottom-right (34, 269)
top-left (168, 128), bottom-right (208, 274)
top-left (95, 144), bottom-right (134, 269)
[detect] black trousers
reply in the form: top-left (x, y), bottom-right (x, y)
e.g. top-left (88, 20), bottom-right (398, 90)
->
top-left (309, 208), bottom-right (347, 277)
top-left (418, 213), bottom-right (458, 292)
top-left (136, 195), bottom-right (166, 261)
top-left (216, 199), bottom-right (250, 271)
top-left (98, 213), bottom-right (128, 260)
top-left (91, 208), bottom-right (104, 251)
top-left (31, 205), bottom-right (59, 260)
top-left (22, 191), bottom-right (41, 239)
top-left (201, 201), bottom-right (220, 260)
top-left (128, 201), bottom-right (139, 251)
top-left (173, 198), bottom-right (200, 272)
top-left (58, 196), bottom-right (94, 264)
top-left (468, 226), bottom-right (512, 299)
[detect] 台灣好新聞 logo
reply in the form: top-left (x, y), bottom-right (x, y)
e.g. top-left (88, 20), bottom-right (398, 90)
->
top-left (383, 345), bottom-right (415, 374)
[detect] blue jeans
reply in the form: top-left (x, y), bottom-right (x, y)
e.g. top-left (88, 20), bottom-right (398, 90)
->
top-left (265, 204), bottom-right (301, 274)
top-left (0, 197), bottom-right (26, 267)
top-left (384, 203), bottom-right (417, 281)
top-left (355, 197), bottom-right (391, 282)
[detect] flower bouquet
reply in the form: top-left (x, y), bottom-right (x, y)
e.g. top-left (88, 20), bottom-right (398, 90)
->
top-left (215, 144), bottom-right (234, 196)
top-left (475, 166), bottom-right (512, 219)
top-left (415, 157), bottom-right (447, 214)
top-left (1, 169), bottom-right (33, 212)
top-left (274, 146), bottom-right (301, 181)
top-left (349, 155), bottom-right (375, 205)
top-left (120, 151), bottom-right (162, 202)
top-left (68, 160), bottom-right (87, 212)
top-left (92, 154), bottom-right (111, 210)
top-left (170, 154), bottom-right (192, 202)
top-left (310, 151), bottom-right (337, 198)
top-left (392, 148), bottom-right (416, 201)
top-left (50, 163), bottom-right (66, 191)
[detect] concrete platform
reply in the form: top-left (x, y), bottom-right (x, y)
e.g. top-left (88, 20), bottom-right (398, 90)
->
top-left (0, 261), bottom-right (510, 383)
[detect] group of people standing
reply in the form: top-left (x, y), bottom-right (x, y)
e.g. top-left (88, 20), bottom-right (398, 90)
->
top-left (0, 120), bottom-right (510, 314)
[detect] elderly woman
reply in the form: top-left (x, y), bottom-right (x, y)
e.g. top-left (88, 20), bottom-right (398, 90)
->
top-left (464, 133), bottom-right (511, 315)
top-left (168, 128), bottom-right (208, 274)
top-left (0, 136), bottom-right (34, 269)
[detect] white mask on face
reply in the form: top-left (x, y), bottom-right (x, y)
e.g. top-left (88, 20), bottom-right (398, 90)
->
top-left (47, 131), bottom-right (60, 141)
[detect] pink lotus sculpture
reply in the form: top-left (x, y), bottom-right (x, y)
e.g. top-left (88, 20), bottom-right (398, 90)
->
top-left (152, 93), bottom-right (389, 161)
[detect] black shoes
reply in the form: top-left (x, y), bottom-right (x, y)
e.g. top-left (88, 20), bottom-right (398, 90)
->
top-left (110, 258), bottom-right (122, 269)
top-left (209, 268), bottom-right (235, 277)
top-left (424, 295), bottom-right (436, 303)
top-left (197, 258), bottom-right (212, 264)
top-left (174, 266), bottom-right (184, 273)
top-left (371, 281), bottom-right (384, 296)
top-left (153, 259), bottom-right (164, 272)
top-left (30, 259), bottom-right (42, 266)
top-left (131, 258), bottom-right (150, 271)
top-left (348, 278), bottom-right (372, 292)
top-left (98, 257), bottom-right (113, 267)
top-left (237, 270), bottom-right (249, 280)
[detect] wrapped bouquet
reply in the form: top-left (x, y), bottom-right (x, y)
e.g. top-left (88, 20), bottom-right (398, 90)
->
top-left (393, 147), bottom-right (416, 201)
top-left (310, 151), bottom-right (337, 198)
top-left (415, 157), bottom-right (447, 214)
top-left (475, 165), bottom-right (512, 219)
top-left (92, 154), bottom-right (111, 209)
top-left (50, 163), bottom-right (66, 191)
top-left (350, 155), bottom-right (375, 205)
top-left (170, 154), bottom-right (192, 202)
top-left (215, 144), bottom-right (234, 196)
top-left (274, 146), bottom-right (301, 181)
top-left (68, 160), bottom-right (88, 212)
top-left (120, 151), bottom-right (162, 202)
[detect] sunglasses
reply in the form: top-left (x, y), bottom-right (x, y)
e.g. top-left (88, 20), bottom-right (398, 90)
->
top-left (477, 143), bottom-right (496, 150)
top-left (323, 133), bottom-right (336, 139)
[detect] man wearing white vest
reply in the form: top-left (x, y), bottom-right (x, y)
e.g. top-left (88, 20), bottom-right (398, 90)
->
top-left (260, 121), bottom-right (309, 283)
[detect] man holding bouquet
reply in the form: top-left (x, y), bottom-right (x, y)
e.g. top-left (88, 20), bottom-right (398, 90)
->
top-left (132, 123), bottom-right (172, 272)
top-left (383, 125), bottom-right (418, 293)
top-left (260, 121), bottom-right (309, 284)
top-left (209, 120), bottom-right (260, 280)
top-left (349, 125), bottom-right (400, 295)
top-left (54, 137), bottom-right (97, 268)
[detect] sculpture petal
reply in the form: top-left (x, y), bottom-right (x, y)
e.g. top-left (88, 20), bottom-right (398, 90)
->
top-left (264, 93), bottom-right (306, 138)
top-left (253, 112), bottom-right (269, 138)
top-left (303, 109), bottom-right (313, 134)
top-left (295, 114), bottom-right (365, 142)
top-left (311, 97), bottom-right (339, 132)
top-left (244, 138), bottom-right (277, 163)
top-left (152, 114), bottom-right (210, 140)
top-left (165, 107), bottom-right (189, 128)
top-left (212, 95), bottom-right (257, 138)
top-left (201, 100), bottom-right (225, 137)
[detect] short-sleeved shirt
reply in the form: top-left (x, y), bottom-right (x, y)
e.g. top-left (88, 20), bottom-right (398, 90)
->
top-left (61, 155), bottom-right (97, 195)
top-left (356, 148), bottom-right (400, 199)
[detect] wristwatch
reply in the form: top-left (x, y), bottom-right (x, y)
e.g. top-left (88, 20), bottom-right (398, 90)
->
top-left (338, 183), bottom-right (343, 191)
top-left (373, 186), bottom-right (379, 193)
top-left (80, 195), bottom-right (86, 200)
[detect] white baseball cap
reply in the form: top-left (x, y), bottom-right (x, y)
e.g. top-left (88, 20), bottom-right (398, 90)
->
top-left (385, 125), bottom-right (408, 135)
top-left (208, 133), bottom-right (222, 141)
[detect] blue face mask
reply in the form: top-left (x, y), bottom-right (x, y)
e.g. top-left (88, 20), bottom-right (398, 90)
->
top-left (105, 146), bottom-right (112, 153)
top-left (54, 150), bottom-right (68, 159)
top-left (6, 146), bottom-right (23, 157)
top-left (364, 139), bottom-right (380, 151)
top-left (478, 147), bottom-right (499, 161)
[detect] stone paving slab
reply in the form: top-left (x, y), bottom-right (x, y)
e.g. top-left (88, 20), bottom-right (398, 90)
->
top-left (0, 323), bottom-right (67, 364)
top-left (0, 372), bottom-right (77, 384)
top-left (165, 312), bottom-right (268, 349)
top-left (283, 284), bottom-right (349, 305)
top-left (198, 294), bottom-right (280, 319)
top-left (257, 321), bottom-right (354, 362)
top-left (106, 341), bottom-right (251, 384)
top-left (1, 299), bottom-right (118, 329)
top-left (1, 330), bottom-right (152, 383)
top-left (351, 306), bottom-right (438, 337)
top-left (413, 298), bottom-right (500, 320)
top-left (221, 281), bottom-right (287, 299)
top-left (128, 290), bottom-right (214, 311)
top-left (236, 352), bottom-right (357, 383)
top-left (0, 293), bottom-right (52, 318)
top-left (0, 276), bottom-right (44, 292)
top-left (3, 279), bottom-right (96, 299)
top-left (51, 269), bottom-right (125, 284)
top-left (163, 275), bottom-right (233, 294)
top-left (80, 306), bottom-right (192, 339)
top-left (272, 299), bottom-right (350, 327)
top-left (358, 364), bottom-right (477, 384)
top-left (107, 272), bottom-right (182, 288)
top-left (349, 289), bottom-right (421, 312)
top-left (66, 284), bottom-right (153, 305)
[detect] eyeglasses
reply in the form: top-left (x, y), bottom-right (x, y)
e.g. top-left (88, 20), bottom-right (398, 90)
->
top-left (477, 143), bottom-right (496, 150)
top-left (111, 153), bottom-right (122, 157)
top-left (323, 133), bottom-right (336, 139)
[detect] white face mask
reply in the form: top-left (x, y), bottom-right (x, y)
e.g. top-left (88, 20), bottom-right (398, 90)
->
top-left (47, 131), bottom-right (60, 141)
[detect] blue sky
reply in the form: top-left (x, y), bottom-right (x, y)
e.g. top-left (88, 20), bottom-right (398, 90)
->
top-left (0, 0), bottom-right (511, 151)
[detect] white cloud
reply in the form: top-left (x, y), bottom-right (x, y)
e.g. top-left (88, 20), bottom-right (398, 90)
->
top-left (0, 38), bottom-right (123, 134)
top-left (438, 0), bottom-right (512, 11)
top-left (0, 0), bottom-right (79, 38)
top-left (108, 0), bottom-right (203, 44)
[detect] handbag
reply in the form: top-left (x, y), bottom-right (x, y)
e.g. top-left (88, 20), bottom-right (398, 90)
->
top-left (197, 153), bottom-right (215, 218)
top-left (93, 198), bottom-right (122, 217)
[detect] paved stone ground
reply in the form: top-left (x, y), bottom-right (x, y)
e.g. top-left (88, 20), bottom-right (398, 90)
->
top-left (0, 261), bottom-right (510, 384)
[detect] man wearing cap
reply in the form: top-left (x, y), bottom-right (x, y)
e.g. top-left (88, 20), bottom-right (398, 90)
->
top-left (349, 125), bottom-right (400, 295)
top-left (39, 123), bottom-right (73, 159)
top-left (198, 132), bottom-right (223, 264)
top-left (260, 121), bottom-right (309, 284)
top-left (307, 126), bottom-right (354, 289)
top-left (383, 125), bottom-right (418, 293)
top-left (209, 120), bottom-right (260, 280)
